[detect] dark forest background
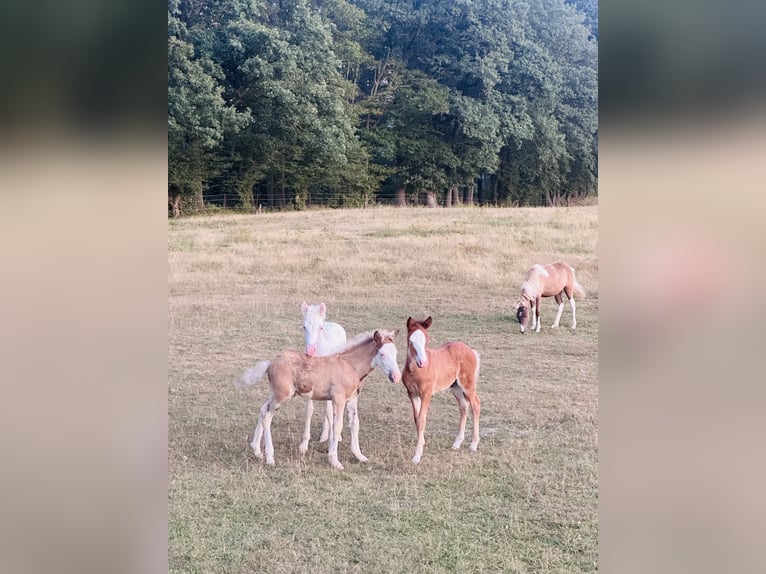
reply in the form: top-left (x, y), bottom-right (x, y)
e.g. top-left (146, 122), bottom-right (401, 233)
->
top-left (168, 0), bottom-right (597, 212)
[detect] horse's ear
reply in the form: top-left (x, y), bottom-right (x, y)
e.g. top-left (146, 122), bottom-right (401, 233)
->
top-left (319, 302), bottom-right (326, 317)
top-left (423, 317), bottom-right (433, 329)
top-left (373, 330), bottom-right (383, 344)
top-left (406, 317), bottom-right (415, 330)
top-left (393, 329), bottom-right (400, 339)
top-left (301, 301), bottom-right (309, 314)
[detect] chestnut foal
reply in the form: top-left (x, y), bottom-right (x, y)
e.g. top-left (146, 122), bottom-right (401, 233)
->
top-left (401, 317), bottom-right (481, 464)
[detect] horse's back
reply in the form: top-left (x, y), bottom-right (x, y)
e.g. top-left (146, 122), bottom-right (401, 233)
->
top-left (536, 262), bottom-right (574, 296)
top-left (318, 321), bottom-right (347, 354)
top-left (270, 350), bottom-right (351, 397)
top-left (435, 341), bottom-right (478, 377)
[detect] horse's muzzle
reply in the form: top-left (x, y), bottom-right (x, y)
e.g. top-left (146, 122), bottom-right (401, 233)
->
top-left (306, 345), bottom-right (316, 356)
top-left (389, 371), bottom-right (401, 383)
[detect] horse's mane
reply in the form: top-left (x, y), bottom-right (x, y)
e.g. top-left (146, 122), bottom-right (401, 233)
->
top-left (339, 329), bottom-right (396, 353)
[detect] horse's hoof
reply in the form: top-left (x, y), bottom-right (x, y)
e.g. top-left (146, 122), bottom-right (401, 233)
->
top-left (252, 450), bottom-right (263, 460)
top-left (355, 454), bottom-right (368, 463)
top-left (298, 444), bottom-right (309, 454)
top-left (330, 460), bottom-right (344, 470)
top-left (411, 455), bottom-right (421, 464)
top-left (469, 444), bottom-right (479, 452)
top-left (266, 458), bottom-right (275, 466)
top-left (451, 442), bottom-right (463, 450)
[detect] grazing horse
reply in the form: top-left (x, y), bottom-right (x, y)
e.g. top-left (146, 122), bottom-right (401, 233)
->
top-left (300, 302), bottom-right (348, 449)
top-left (512, 262), bottom-right (585, 334)
top-left (401, 317), bottom-right (481, 464)
top-left (235, 330), bottom-right (401, 470)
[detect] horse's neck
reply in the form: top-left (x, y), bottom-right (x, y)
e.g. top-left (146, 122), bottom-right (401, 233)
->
top-left (317, 322), bottom-right (346, 354)
top-left (340, 341), bottom-right (376, 379)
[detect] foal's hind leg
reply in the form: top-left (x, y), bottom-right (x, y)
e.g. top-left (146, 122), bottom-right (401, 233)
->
top-left (450, 382), bottom-right (468, 450)
top-left (251, 396), bottom-right (273, 460)
top-left (464, 388), bottom-right (481, 452)
top-left (262, 396), bottom-right (288, 466)
top-left (345, 396), bottom-right (368, 463)
top-left (563, 286), bottom-right (577, 329)
top-left (552, 293), bottom-right (565, 328)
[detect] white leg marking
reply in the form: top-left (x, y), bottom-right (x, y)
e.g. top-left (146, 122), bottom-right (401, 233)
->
top-left (347, 397), bottom-right (367, 463)
top-left (319, 400), bottom-right (332, 442)
top-left (570, 297), bottom-right (577, 329)
top-left (251, 400), bottom-right (269, 459)
top-left (327, 401), bottom-right (344, 470)
top-left (411, 396), bottom-right (422, 417)
top-left (451, 387), bottom-right (468, 450)
top-left (299, 399), bottom-right (313, 454)
top-left (262, 409), bottom-right (276, 465)
top-left (552, 302), bottom-right (564, 328)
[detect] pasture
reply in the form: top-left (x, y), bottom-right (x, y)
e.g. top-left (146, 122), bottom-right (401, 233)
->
top-left (168, 205), bottom-right (598, 573)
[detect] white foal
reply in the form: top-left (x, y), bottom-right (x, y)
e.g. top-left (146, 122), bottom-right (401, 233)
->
top-left (299, 302), bottom-right (348, 453)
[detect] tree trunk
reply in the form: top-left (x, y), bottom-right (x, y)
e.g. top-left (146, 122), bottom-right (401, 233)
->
top-left (464, 183), bottom-right (475, 205)
top-left (168, 194), bottom-right (181, 217)
top-left (445, 187), bottom-right (452, 207)
top-left (452, 186), bottom-right (461, 206)
top-left (426, 191), bottom-right (438, 208)
top-left (266, 175), bottom-right (275, 209)
top-left (395, 187), bottom-right (406, 206)
top-left (191, 184), bottom-right (204, 211)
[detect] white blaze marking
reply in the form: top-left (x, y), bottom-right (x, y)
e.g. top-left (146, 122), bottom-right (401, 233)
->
top-left (409, 330), bottom-right (427, 366)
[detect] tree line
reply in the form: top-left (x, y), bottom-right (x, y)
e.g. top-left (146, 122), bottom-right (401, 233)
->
top-left (168, 0), bottom-right (597, 213)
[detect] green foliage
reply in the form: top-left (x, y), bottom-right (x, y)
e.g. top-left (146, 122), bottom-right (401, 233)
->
top-left (168, 0), bottom-right (597, 210)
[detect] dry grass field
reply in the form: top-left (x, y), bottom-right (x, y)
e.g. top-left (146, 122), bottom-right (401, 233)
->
top-left (168, 205), bottom-right (598, 573)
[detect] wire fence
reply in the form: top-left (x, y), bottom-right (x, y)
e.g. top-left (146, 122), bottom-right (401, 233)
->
top-left (168, 189), bottom-right (596, 216)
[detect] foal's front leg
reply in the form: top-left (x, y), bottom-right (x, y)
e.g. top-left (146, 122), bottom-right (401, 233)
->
top-left (412, 392), bottom-right (433, 464)
top-left (327, 397), bottom-right (345, 470)
top-left (534, 296), bottom-right (542, 332)
top-left (320, 400), bottom-right (343, 443)
top-left (299, 398), bottom-right (314, 454)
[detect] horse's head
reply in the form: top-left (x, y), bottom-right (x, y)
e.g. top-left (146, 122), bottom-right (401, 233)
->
top-left (372, 329), bottom-right (401, 383)
top-left (301, 301), bottom-right (327, 356)
top-left (406, 316), bottom-right (432, 368)
top-left (514, 301), bottom-right (530, 334)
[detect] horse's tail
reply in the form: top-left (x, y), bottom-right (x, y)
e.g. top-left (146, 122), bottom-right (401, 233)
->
top-left (472, 349), bottom-right (481, 384)
top-left (233, 360), bottom-right (270, 390)
top-left (570, 266), bottom-right (586, 298)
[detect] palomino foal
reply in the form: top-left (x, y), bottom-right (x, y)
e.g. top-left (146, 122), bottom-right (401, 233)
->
top-left (300, 302), bottom-right (347, 449)
top-left (512, 262), bottom-right (585, 333)
top-left (235, 330), bottom-right (400, 470)
top-left (401, 317), bottom-right (481, 464)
